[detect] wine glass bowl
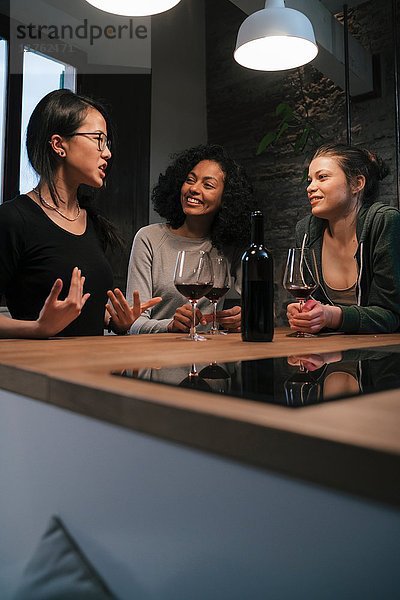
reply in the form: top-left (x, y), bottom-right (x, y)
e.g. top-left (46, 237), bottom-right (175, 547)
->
top-left (199, 362), bottom-right (231, 393)
top-left (284, 370), bottom-right (321, 406)
top-left (205, 256), bottom-right (230, 335)
top-left (174, 250), bottom-right (214, 341)
top-left (283, 247), bottom-right (319, 338)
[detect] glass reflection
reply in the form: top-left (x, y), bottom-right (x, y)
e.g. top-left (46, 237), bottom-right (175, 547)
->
top-left (284, 370), bottom-right (321, 407)
top-left (179, 363), bottom-right (212, 391)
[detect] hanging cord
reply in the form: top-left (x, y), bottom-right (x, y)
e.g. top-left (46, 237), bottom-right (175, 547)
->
top-left (393, 0), bottom-right (400, 208)
top-left (343, 4), bottom-right (352, 144)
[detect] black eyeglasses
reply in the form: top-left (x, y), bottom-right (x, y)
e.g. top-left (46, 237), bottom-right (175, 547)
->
top-left (70, 132), bottom-right (111, 152)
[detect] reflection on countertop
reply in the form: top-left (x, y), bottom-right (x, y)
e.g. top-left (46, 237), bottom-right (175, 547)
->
top-left (113, 345), bottom-right (400, 408)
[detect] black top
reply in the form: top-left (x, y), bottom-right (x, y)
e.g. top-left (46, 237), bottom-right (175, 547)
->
top-left (0, 195), bottom-right (113, 336)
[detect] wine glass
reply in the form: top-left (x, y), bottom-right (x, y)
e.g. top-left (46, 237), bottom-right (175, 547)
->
top-left (179, 363), bottom-right (212, 390)
top-left (284, 369), bottom-right (321, 406)
top-left (283, 247), bottom-right (319, 338)
top-left (199, 362), bottom-right (231, 393)
top-left (205, 256), bottom-right (231, 335)
top-left (174, 250), bottom-right (214, 341)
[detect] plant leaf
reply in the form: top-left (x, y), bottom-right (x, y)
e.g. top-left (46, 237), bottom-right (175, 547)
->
top-left (294, 127), bottom-right (310, 152)
top-left (275, 121), bottom-right (289, 141)
top-left (256, 131), bottom-right (277, 155)
top-left (275, 102), bottom-right (293, 120)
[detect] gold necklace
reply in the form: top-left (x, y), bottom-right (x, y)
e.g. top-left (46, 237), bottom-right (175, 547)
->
top-left (32, 188), bottom-right (81, 222)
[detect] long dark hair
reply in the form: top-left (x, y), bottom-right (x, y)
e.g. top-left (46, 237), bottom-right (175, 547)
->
top-left (152, 144), bottom-right (255, 251)
top-left (311, 143), bottom-right (389, 205)
top-left (26, 88), bottom-right (120, 249)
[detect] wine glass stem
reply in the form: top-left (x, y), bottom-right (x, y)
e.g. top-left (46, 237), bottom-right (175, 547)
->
top-left (190, 363), bottom-right (198, 376)
top-left (211, 301), bottom-right (218, 332)
top-left (297, 298), bottom-right (305, 338)
top-left (190, 301), bottom-right (197, 340)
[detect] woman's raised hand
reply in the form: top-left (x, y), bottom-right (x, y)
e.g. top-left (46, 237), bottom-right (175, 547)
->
top-left (106, 288), bottom-right (162, 334)
top-left (36, 267), bottom-right (91, 337)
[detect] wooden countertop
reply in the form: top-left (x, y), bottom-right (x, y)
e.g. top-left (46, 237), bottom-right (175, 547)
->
top-left (1, 328), bottom-right (400, 506)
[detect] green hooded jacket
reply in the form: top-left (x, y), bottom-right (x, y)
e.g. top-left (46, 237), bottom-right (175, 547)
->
top-left (295, 202), bottom-right (400, 333)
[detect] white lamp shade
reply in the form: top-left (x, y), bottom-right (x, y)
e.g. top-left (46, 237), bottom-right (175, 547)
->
top-left (84, 0), bottom-right (182, 17)
top-left (234, 1), bottom-right (318, 71)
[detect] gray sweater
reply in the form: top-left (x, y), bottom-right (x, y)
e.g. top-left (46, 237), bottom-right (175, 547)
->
top-left (126, 223), bottom-right (242, 334)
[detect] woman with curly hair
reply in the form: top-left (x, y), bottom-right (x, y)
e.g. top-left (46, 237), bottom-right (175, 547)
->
top-left (126, 144), bottom-right (255, 334)
top-left (287, 143), bottom-right (400, 334)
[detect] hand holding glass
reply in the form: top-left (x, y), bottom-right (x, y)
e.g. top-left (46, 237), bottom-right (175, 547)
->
top-left (174, 250), bottom-right (214, 341)
top-left (283, 247), bottom-right (319, 338)
top-left (205, 256), bottom-right (230, 335)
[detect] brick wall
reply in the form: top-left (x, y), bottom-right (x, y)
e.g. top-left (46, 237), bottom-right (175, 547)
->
top-left (205, 0), bottom-right (399, 324)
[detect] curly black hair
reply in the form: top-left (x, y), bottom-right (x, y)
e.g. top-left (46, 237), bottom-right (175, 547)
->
top-left (152, 144), bottom-right (256, 252)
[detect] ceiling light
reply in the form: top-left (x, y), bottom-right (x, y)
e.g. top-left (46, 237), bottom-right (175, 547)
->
top-left (84, 0), bottom-right (182, 17)
top-left (234, 0), bottom-right (318, 71)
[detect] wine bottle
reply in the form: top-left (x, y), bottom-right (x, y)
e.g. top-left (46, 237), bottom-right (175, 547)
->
top-left (241, 211), bottom-right (274, 342)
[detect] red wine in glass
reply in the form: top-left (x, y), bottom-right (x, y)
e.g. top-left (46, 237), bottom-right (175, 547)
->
top-left (206, 256), bottom-right (230, 335)
top-left (285, 283), bottom-right (317, 301)
top-left (283, 248), bottom-right (319, 338)
top-left (205, 286), bottom-right (230, 302)
top-left (174, 250), bottom-right (214, 341)
top-left (176, 283), bottom-right (214, 301)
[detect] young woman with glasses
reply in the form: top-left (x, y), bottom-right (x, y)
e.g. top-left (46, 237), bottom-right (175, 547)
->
top-left (0, 89), bottom-right (160, 338)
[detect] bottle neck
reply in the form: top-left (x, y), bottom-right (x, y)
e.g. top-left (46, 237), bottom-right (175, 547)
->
top-left (251, 215), bottom-right (264, 245)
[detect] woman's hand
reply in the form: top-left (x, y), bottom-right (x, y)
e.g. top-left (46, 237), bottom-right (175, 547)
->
top-left (106, 289), bottom-right (162, 334)
top-left (216, 305), bottom-right (241, 332)
top-left (287, 352), bottom-right (343, 372)
top-left (287, 299), bottom-right (342, 335)
top-left (167, 303), bottom-right (207, 333)
top-left (36, 267), bottom-right (91, 337)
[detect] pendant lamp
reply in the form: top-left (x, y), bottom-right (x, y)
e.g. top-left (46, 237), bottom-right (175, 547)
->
top-left (234, 0), bottom-right (318, 71)
top-left (84, 0), bottom-right (182, 17)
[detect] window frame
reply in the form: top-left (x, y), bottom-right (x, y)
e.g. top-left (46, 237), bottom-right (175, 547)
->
top-left (0, 11), bottom-right (81, 203)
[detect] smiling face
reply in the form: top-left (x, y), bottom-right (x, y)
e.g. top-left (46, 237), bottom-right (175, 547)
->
top-left (180, 160), bottom-right (225, 219)
top-left (306, 155), bottom-right (363, 220)
top-left (54, 107), bottom-right (111, 188)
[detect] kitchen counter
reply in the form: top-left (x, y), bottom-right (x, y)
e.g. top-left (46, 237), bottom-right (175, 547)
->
top-left (1, 328), bottom-right (400, 506)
